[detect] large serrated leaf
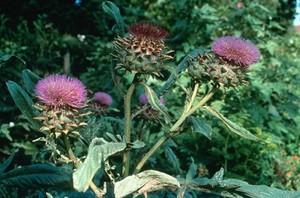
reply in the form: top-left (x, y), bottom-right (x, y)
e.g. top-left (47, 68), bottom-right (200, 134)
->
top-left (140, 82), bottom-right (173, 123)
top-left (236, 184), bottom-right (300, 198)
top-left (6, 81), bottom-right (40, 130)
top-left (183, 168), bottom-right (300, 198)
top-left (0, 164), bottom-right (72, 189)
top-left (204, 106), bottom-right (260, 141)
top-left (114, 170), bottom-right (180, 198)
top-left (102, 1), bottom-right (124, 36)
top-left (189, 116), bottom-right (212, 140)
top-left (73, 138), bottom-right (127, 192)
top-left (22, 69), bottom-right (41, 96)
top-left (0, 153), bottom-right (15, 174)
top-left (158, 48), bottom-right (209, 96)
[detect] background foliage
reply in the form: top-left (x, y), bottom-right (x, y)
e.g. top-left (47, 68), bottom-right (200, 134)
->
top-left (0, 0), bottom-right (299, 196)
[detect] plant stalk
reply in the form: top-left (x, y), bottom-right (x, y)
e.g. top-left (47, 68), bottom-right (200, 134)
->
top-left (122, 75), bottom-right (139, 177)
top-left (133, 86), bottom-right (218, 174)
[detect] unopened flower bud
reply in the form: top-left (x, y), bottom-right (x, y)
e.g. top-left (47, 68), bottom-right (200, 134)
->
top-left (113, 22), bottom-right (173, 76)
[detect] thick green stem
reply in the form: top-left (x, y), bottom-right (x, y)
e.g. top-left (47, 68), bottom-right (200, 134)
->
top-left (133, 86), bottom-right (218, 174)
top-left (122, 76), bottom-right (138, 177)
top-left (63, 135), bottom-right (104, 197)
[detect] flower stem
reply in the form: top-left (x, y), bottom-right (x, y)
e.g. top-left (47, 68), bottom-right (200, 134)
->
top-left (133, 86), bottom-right (218, 174)
top-left (63, 135), bottom-right (104, 197)
top-left (122, 75), bottom-right (139, 177)
top-left (184, 83), bottom-right (200, 114)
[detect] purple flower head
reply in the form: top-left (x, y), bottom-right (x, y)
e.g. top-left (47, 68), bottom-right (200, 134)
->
top-left (93, 92), bottom-right (113, 107)
top-left (212, 36), bottom-right (260, 66)
top-left (129, 22), bottom-right (168, 40)
top-left (35, 74), bottom-right (88, 108)
top-left (139, 93), bottom-right (165, 105)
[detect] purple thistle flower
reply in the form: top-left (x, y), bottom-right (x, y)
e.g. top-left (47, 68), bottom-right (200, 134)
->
top-left (35, 74), bottom-right (88, 108)
top-left (212, 36), bottom-right (260, 66)
top-left (139, 93), bottom-right (165, 105)
top-left (93, 92), bottom-right (113, 107)
top-left (129, 22), bottom-right (168, 40)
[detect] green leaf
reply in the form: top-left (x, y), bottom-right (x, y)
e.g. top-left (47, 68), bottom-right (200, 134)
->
top-left (129, 139), bottom-right (146, 149)
top-left (158, 48), bottom-right (209, 96)
top-left (0, 153), bottom-right (15, 174)
top-left (0, 164), bottom-right (72, 189)
top-left (102, 1), bottom-right (124, 36)
top-left (185, 161), bottom-right (198, 181)
top-left (0, 124), bottom-right (13, 141)
top-left (114, 170), bottom-right (180, 198)
top-left (164, 141), bottom-right (181, 172)
top-left (73, 138), bottom-right (127, 192)
top-left (22, 69), bottom-right (41, 96)
top-left (204, 106), bottom-right (259, 141)
top-left (0, 54), bottom-right (26, 68)
top-left (11, 141), bottom-right (39, 156)
top-left (140, 82), bottom-right (173, 123)
top-left (189, 116), bottom-right (212, 140)
top-left (6, 81), bottom-right (40, 130)
top-left (183, 168), bottom-right (300, 198)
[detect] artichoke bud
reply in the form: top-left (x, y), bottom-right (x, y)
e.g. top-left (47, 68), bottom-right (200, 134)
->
top-left (188, 52), bottom-right (249, 88)
top-left (112, 22), bottom-right (173, 76)
top-left (34, 104), bottom-right (88, 138)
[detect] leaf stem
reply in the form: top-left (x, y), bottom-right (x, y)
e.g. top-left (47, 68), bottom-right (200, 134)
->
top-left (133, 86), bottom-right (218, 174)
top-left (122, 75), bottom-right (139, 177)
top-left (63, 135), bottom-right (104, 197)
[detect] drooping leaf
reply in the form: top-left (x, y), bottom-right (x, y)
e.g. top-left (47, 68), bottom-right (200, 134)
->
top-left (181, 168), bottom-right (300, 198)
top-left (102, 1), bottom-right (125, 36)
top-left (204, 106), bottom-right (260, 141)
top-left (22, 69), bottom-right (41, 96)
top-left (158, 48), bottom-right (209, 96)
top-left (114, 170), bottom-right (180, 198)
top-left (0, 54), bottom-right (26, 68)
top-left (140, 82), bottom-right (173, 123)
top-left (164, 141), bottom-right (181, 172)
top-left (188, 116), bottom-right (212, 140)
top-left (73, 138), bottom-right (127, 192)
top-left (0, 153), bottom-right (15, 174)
top-left (6, 81), bottom-right (41, 130)
top-left (0, 164), bottom-right (72, 189)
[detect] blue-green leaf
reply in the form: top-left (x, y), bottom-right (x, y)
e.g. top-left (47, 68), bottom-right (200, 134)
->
top-left (183, 168), bottom-right (300, 198)
top-left (22, 69), bottom-right (41, 96)
top-left (186, 161), bottom-right (198, 181)
top-left (114, 170), bottom-right (180, 198)
top-left (102, 1), bottom-right (125, 36)
top-left (0, 164), bottom-right (72, 189)
top-left (73, 138), bottom-right (127, 192)
top-left (204, 106), bottom-right (260, 141)
top-left (0, 54), bottom-right (26, 68)
top-left (0, 153), bottom-right (15, 174)
top-left (140, 82), bottom-right (173, 123)
top-left (189, 116), bottom-right (212, 140)
top-left (6, 81), bottom-right (40, 130)
top-left (164, 142), bottom-right (181, 172)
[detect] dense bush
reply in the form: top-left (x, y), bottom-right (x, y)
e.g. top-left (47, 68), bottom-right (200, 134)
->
top-left (0, 0), bottom-right (299, 197)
